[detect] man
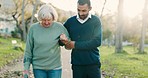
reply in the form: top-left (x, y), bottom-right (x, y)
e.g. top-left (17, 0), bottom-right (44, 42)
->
top-left (61, 0), bottom-right (102, 78)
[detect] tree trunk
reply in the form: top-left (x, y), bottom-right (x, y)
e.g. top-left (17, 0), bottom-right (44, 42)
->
top-left (21, 0), bottom-right (26, 41)
top-left (12, 14), bottom-right (24, 41)
top-left (115, 0), bottom-right (124, 53)
top-left (139, 0), bottom-right (148, 53)
top-left (100, 0), bottom-right (107, 18)
top-left (30, 0), bottom-right (38, 26)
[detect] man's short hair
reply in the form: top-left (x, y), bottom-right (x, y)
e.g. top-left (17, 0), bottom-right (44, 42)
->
top-left (77, 0), bottom-right (91, 7)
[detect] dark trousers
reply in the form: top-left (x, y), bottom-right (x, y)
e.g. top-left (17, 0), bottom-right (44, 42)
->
top-left (72, 64), bottom-right (101, 78)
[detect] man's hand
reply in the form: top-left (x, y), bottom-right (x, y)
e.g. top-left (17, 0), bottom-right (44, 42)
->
top-left (60, 33), bottom-right (75, 49)
top-left (65, 41), bottom-right (75, 49)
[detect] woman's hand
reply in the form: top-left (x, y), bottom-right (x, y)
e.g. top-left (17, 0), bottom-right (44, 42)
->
top-left (60, 33), bottom-right (69, 45)
top-left (23, 70), bottom-right (29, 78)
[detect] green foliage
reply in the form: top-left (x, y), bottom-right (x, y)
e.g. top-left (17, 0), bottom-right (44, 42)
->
top-left (145, 38), bottom-right (148, 44)
top-left (100, 46), bottom-right (148, 78)
top-left (11, 27), bottom-right (20, 38)
top-left (0, 38), bottom-right (24, 68)
top-left (103, 29), bottom-right (112, 40)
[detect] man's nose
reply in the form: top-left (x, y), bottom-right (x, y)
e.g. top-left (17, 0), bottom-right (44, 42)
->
top-left (79, 12), bottom-right (84, 16)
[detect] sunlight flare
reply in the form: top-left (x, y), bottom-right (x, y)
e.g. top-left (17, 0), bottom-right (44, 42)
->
top-left (123, 0), bottom-right (145, 18)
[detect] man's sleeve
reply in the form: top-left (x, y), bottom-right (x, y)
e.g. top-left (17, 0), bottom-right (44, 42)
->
top-left (75, 19), bottom-right (102, 50)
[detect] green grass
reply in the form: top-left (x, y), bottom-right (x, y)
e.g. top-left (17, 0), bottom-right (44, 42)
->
top-left (1, 37), bottom-right (148, 78)
top-left (0, 37), bottom-right (25, 68)
top-left (100, 46), bottom-right (148, 78)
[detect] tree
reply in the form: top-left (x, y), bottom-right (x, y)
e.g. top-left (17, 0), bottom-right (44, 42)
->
top-left (139, 0), bottom-right (148, 53)
top-left (1, 0), bottom-right (75, 41)
top-left (115, 0), bottom-right (124, 53)
top-left (103, 29), bottom-right (112, 47)
top-left (10, 0), bottom-right (36, 41)
top-left (30, 0), bottom-right (39, 26)
top-left (21, 0), bottom-right (26, 41)
top-left (100, 0), bottom-right (107, 18)
top-left (10, 0), bottom-right (33, 41)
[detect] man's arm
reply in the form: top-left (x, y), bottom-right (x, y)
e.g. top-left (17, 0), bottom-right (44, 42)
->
top-left (66, 21), bottom-right (102, 50)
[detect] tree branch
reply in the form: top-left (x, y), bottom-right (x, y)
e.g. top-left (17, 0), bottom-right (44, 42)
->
top-left (100, 0), bottom-right (107, 18)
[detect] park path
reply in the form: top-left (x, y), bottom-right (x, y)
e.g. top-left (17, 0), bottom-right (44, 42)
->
top-left (0, 47), bottom-right (104, 78)
top-left (0, 47), bottom-right (72, 78)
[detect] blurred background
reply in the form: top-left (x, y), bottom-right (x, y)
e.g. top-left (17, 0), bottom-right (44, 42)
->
top-left (0, 0), bottom-right (148, 78)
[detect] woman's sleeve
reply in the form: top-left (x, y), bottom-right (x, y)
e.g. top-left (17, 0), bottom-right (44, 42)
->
top-left (59, 24), bottom-right (70, 46)
top-left (23, 27), bottom-right (34, 70)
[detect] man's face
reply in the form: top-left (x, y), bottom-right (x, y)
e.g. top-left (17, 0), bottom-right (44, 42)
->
top-left (77, 3), bottom-right (91, 20)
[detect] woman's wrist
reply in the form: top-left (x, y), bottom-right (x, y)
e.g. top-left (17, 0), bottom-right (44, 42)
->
top-left (23, 70), bottom-right (29, 74)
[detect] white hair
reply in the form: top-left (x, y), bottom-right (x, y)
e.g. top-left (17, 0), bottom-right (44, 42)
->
top-left (37, 4), bottom-right (58, 21)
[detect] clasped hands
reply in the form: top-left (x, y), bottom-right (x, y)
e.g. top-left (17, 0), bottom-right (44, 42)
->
top-left (60, 33), bottom-right (75, 49)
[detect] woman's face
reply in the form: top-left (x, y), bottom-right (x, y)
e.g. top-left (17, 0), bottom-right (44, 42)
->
top-left (41, 18), bottom-right (53, 28)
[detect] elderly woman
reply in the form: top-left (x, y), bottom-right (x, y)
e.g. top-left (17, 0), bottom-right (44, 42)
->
top-left (23, 4), bottom-right (69, 78)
